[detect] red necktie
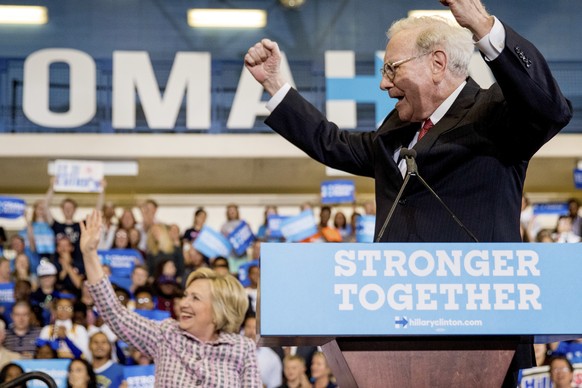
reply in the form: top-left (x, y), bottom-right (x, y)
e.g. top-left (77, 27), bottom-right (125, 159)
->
top-left (418, 119), bottom-right (433, 141)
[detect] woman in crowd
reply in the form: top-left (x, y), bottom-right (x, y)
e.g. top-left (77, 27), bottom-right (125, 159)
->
top-left (66, 358), bottom-right (97, 388)
top-left (0, 363), bottom-right (25, 388)
top-left (183, 207), bottom-right (207, 243)
top-left (80, 210), bottom-right (260, 386)
top-left (12, 253), bottom-right (37, 290)
top-left (310, 352), bottom-right (337, 388)
top-left (145, 223), bottom-right (183, 279)
top-left (333, 211), bottom-right (351, 242)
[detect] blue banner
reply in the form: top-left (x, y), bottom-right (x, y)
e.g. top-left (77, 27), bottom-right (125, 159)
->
top-left (0, 282), bottom-right (15, 304)
top-left (135, 309), bottom-right (171, 322)
top-left (260, 243), bottom-right (582, 339)
top-left (355, 215), bottom-right (375, 242)
top-left (280, 210), bottom-right (318, 242)
top-left (321, 180), bottom-right (356, 204)
top-left (575, 168), bottom-right (582, 189)
top-left (194, 226), bottom-right (232, 258)
top-left (0, 196), bottom-right (26, 219)
top-left (124, 364), bottom-right (156, 388)
top-left (99, 249), bottom-right (142, 278)
top-left (15, 359), bottom-right (70, 388)
top-left (532, 202), bottom-right (569, 215)
top-left (228, 221), bottom-right (255, 256)
top-left (267, 214), bottom-right (288, 239)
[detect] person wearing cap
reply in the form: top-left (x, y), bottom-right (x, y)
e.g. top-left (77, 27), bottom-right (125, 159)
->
top-left (30, 260), bottom-right (59, 326)
top-left (154, 274), bottom-right (181, 318)
top-left (80, 210), bottom-right (260, 387)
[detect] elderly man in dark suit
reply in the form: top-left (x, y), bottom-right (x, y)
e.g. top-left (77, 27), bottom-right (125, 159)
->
top-left (245, 0), bottom-right (572, 386)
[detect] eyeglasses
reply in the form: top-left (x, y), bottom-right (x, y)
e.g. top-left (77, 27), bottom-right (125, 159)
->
top-left (56, 306), bottom-right (73, 312)
top-left (137, 297), bottom-right (151, 304)
top-left (551, 366), bottom-right (571, 373)
top-left (380, 53), bottom-right (429, 81)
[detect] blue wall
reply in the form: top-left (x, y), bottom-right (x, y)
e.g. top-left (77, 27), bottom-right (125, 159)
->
top-left (0, 0), bottom-right (580, 133)
top-left (0, 0), bottom-right (579, 60)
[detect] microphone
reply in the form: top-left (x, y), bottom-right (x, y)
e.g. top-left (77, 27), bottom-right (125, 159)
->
top-left (375, 148), bottom-right (479, 243)
top-left (400, 148), bottom-right (418, 175)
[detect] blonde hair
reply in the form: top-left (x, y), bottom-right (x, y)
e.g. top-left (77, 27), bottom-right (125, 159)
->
top-left (387, 16), bottom-right (474, 78)
top-left (146, 223), bottom-right (174, 255)
top-left (185, 268), bottom-right (248, 333)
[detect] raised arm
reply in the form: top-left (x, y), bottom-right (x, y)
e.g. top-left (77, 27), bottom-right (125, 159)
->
top-left (44, 177), bottom-right (55, 225)
top-left (80, 210), bottom-right (162, 359)
top-left (244, 38), bottom-right (286, 97)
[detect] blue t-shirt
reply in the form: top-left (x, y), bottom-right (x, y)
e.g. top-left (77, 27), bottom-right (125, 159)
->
top-left (96, 361), bottom-right (125, 388)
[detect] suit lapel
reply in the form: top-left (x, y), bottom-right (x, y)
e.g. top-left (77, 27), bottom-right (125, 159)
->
top-left (412, 78), bottom-right (481, 162)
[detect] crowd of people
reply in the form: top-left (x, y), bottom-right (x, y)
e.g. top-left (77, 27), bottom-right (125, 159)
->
top-left (0, 209), bottom-right (577, 379)
top-left (0, 180), bottom-right (354, 387)
top-left (0, 180), bottom-right (581, 386)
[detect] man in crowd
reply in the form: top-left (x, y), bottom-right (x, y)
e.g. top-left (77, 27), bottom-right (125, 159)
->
top-left (89, 332), bottom-right (125, 388)
top-left (4, 301), bottom-right (41, 359)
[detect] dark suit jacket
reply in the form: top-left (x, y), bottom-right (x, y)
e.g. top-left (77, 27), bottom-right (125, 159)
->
top-left (266, 24), bottom-right (572, 244)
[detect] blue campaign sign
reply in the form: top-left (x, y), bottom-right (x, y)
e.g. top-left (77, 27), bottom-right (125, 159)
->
top-left (575, 168), bottom-right (582, 189)
top-left (267, 214), bottom-right (288, 239)
top-left (194, 226), bottom-right (232, 258)
top-left (321, 180), bottom-right (356, 204)
top-left (135, 309), bottom-right (171, 322)
top-left (228, 221), bottom-right (255, 256)
top-left (355, 215), bottom-right (375, 242)
top-left (99, 249), bottom-right (142, 278)
top-left (532, 202), bottom-right (569, 215)
top-left (0, 196), bottom-right (26, 219)
top-left (280, 210), bottom-right (318, 242)
top-left (15, 359), bottom-right (71, 388)
top-left (260, 243), bottom-right (582, 339)
top-left (124, 364), bottom-right (156, 388)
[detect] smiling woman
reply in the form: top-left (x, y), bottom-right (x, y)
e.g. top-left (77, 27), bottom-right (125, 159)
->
top-left (79, 210), bottom-right (260, 387)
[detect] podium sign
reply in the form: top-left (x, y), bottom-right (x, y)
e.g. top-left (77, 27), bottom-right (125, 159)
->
top-left (260, 243), bottom-right (582, 339)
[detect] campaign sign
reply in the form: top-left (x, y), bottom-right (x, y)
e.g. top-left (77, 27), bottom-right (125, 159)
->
top-left (321, 180), bottom-right (356, 204)
top-left (0, 282), bottom-right (15, 316)
top-left (53, 159), bottom-right (104, 193)
top-left (194, 226), bottom-right (232, 258)
top-left (267, 214), bottom-right (288, 239)
top-left (124, 364), bottom-right (156, 388)
top-left (228, 221), bottom-right (255, 256)
top-left (99, 249), bottom-right (142, 278)
top-left (355, 215), bottom-right (375, 242)
top-left (280, 210), bottom-right (318, 242)
top-left (238, 259), bottom-right (260, 288)
top-left (0, 196), bottom-right (26, 219)
top-left (15, 359), bottom-right (70, 388)
top-left (575, 168), bottom-right (582, 189)
top-left (135, 309), bottom-right (171, 322)
top-left (554, 341), bottom-right (582, 364)
top-left (260, 243), bottom-right (582, 339)
top-left (519, 364), bottom-right (582, 388)
top-left (532, 202), bottom-right (569, 215)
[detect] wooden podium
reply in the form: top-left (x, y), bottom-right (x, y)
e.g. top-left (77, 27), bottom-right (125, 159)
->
top-left (258, 243), bottom-right (582, 388)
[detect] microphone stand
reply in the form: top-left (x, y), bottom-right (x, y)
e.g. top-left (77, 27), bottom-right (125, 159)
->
top-left (376, 148), bottom-right (479, 243)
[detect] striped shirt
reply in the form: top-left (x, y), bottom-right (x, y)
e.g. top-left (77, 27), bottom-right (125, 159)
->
top-left (4, 326), bottom-right (42, 356)
top-left (88, 276), bottom-right (261, 387)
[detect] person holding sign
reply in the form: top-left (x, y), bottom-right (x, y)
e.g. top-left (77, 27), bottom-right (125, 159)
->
top-left (80, 210), bottom-right (261, 387)
top-left (245, 0), bottom-right (572, 385)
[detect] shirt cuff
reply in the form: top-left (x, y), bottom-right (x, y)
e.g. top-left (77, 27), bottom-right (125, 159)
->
top-left (475, 16), bottom-right (506, 61)
top-left (266, 83), bottom-right (292, 112)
